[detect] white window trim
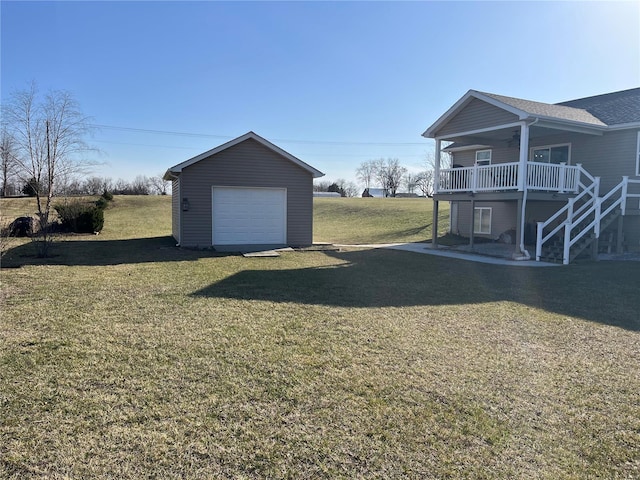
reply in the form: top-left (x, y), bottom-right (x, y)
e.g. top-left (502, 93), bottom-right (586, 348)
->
top-left (475, 149), bottom-right (492, 166)
top-left (529, 143), bottom-right (572, 164)
top-left (636, 131), bottom-right (640, 176)
top-left (474, 207), bottom-right (492, 235)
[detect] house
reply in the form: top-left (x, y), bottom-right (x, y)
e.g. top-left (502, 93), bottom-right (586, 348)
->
top-left (163, 131), bottom-right (324, 251)
top-left (362, 188), bottom-right (388, 198)
top-left (423, 88), bottom-right (640, 264)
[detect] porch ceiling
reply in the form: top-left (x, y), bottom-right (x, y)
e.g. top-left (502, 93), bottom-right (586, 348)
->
top-left (443, 124), bottom-right (599, 147)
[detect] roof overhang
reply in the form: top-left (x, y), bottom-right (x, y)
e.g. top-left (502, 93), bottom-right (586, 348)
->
top-left (422, 90), bottom-right (527, 139)
top-left (163, 131), bottom-right (325, 180)
top-left (423, 90), bottom-right (608, 141)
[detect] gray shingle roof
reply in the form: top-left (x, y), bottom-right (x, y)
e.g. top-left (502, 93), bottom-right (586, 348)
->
top-left (479, 91), bottom-right (607, 127)
top-left (557, 88), bottom-right (640, 126)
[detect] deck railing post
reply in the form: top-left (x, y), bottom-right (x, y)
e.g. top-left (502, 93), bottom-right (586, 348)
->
top-left (536, 221), bottom-right (544, 261)
top-left (594, 198), bottom-right (602, 238)
top-left (567, 197), bottom-right (575, 225)
top-left (621, 176), bottom-right (629, 215)
top-left (563, 222), bottom-right (571, 265)
top-left (559, 162), bottom-right (566, 193)
top-left (574, 164), bottom-right (583, 193)
top-left (471, 163), bottom-right (478, 193)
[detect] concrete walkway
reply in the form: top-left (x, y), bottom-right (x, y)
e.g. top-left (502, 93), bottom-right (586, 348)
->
top-left (335, 242), bottom-right (560, 267)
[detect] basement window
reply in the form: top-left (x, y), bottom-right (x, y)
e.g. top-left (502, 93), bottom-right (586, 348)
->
top-left (474, 207), bottom-right (492, 234)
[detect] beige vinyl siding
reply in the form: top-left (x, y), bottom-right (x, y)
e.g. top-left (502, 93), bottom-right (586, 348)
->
top-left (452, 147), bottom-right (520, 167)
top-left (455, 201), bottom-right (517, 239)
top-left (171, 178), bottom-right (180, 243)
top-left (623, 217), bottom-right (640, 252)
top-left (178, 138), bottom-right (313, 248)
top-left (525, 130), bottom-right (638, 192)
top-left (436, 99), bottom-right (518, 137)
top-left (562, 130), bottom-right (638, 192)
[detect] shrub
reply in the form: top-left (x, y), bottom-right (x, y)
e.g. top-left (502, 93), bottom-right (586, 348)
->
top-left (101, 190), bottom-right (114, 202)
top-left (95, 197), bottom-right (109, 210)
top-left (54, 201), bottom-right (105, 233)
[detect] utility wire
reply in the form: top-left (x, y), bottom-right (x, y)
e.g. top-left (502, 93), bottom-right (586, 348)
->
top-left (90, 123), bottom-right (428, 147)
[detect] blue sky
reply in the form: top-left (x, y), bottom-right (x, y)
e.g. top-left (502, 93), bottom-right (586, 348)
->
top-left (2, 1), bottom-right (639, 185)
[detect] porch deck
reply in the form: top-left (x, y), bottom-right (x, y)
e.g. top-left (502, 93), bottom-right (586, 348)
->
top-left (438, 161), bottom-right (585, 194)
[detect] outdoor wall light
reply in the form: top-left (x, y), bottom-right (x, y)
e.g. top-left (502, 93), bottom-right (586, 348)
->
top-left (182, 198), bottom-right (190, 211)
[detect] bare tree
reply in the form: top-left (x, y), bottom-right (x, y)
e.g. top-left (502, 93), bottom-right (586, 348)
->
top-left (0, 129), bottom-right (17, 197)
top-left (404, 172), bottom-right (421, 194)
top-left (415, 170), bottom-right (435, 197)
top-left (342, 180), bottom-right (359, 198)
top-left (374, 158), bottom-right (407, 197)
top-left (149, 174), bottom-right (170, 195)
top-left (130, 175), bottom-right (151, 195)
top-left (313, 180), bottom-right (331, 192)
top-left (355, 160), bottom-right (376, 189)
top-left (3, 83), bottom-right (95, 256)
top-left (415, 150), bottom-right (451, 198)
top-left (82, 176), bottom-right (105, 195)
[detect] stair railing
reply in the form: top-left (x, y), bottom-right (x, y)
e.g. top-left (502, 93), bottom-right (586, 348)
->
top-left (561, 176), bottom-right (630, 264)
top-left (535, 176), bottom-right (598, 261)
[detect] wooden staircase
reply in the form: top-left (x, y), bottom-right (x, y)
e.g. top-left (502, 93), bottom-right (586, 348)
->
top-left (538, 209), bottom-right (621, 263)
top-left (536, 176), bottom-right (638, 265)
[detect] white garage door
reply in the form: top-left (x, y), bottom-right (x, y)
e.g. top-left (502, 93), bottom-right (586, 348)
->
top-left (212, 187), bottom-right (287, 245)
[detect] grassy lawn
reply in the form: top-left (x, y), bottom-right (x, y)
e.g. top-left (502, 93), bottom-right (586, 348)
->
top-left (314, 197), bottom-right (448, 244)
top-left (1, 196), bottom-right (639, 478)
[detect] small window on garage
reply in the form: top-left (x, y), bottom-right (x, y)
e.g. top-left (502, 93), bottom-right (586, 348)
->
top-left (474, 207), bottom-right (492, 234)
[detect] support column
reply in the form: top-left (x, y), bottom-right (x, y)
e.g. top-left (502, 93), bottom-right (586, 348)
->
top-left (517, 122), bottom-right (530, 192)
top-left (432, 199), bottom-right (439, 248)
top-left (514, 195), bottom-right (523, 256)
top-left (469, 199), bottom-right (475, 250)
top-left (434, 139), bottom-right (441, 195)
top-left (432, 139), bottom-right (442, 249)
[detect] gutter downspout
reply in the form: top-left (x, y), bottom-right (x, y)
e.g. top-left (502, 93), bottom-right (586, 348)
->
top-left (513, 118), bottom-right (538, 260)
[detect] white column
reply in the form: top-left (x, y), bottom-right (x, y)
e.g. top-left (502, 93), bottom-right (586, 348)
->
top-left (517, 122), bottom-right (529, 192)
top-left (434, 139), bottom-right (441, 194)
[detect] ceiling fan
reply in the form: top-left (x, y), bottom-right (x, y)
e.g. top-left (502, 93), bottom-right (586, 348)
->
top-left (506, 129), bottom-right (521, 148)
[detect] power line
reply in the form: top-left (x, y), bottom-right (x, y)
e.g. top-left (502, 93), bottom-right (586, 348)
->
top-left (90, 123), bottom-right (429, 147)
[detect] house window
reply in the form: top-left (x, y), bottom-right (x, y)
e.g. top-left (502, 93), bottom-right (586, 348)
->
top-left (474, 207), bottom-right (492, 234)
top-left (475, 150), bottom-right (492, 166)
top-left (531, 144), bottom-right (570, 164)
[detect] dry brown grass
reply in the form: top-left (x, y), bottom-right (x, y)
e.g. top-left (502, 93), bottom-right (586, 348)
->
top-left (1, 196), bottom-right (639, 478)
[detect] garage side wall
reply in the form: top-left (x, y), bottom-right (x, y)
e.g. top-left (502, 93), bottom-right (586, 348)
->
top-left (179, 138), bottom-right (313, 248)
top-left (171, 177), bottom-right (181, 243)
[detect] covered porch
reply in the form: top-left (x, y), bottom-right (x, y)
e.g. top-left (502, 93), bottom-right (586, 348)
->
top-left (422, 90), bottom-right (607, 258)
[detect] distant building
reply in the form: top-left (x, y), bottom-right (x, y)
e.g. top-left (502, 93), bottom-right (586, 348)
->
top-left (362, 188), bottom-right (388, 198)
top-left (313, 191), bottom-right (341, 198)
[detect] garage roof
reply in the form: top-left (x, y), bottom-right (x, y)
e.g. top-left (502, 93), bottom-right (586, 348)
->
top-left (163, 131), bottom-right (325, 180)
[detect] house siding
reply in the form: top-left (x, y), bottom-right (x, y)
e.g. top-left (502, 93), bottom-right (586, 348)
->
top-left (454, 201), bottom-right (516, 239)
top-left (452, 146), bottom-right (520, 167)
top-left (436, 99), bottom-right (519, 137)
top-left (177, 138), bottom-right (313, 248)
top-left (171, 178), bottom-right (180, 243)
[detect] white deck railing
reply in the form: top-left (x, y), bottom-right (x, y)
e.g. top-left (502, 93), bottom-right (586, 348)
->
top-left (437, 161), bottom-right (582, 194)
top-left (535, 176), bottom-right (640, 264)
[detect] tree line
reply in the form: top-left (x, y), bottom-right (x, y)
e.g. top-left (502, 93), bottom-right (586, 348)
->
top-left (353, 157), bottom-right (442, 198)
top-left (0, 83), bottom-right (173, 256)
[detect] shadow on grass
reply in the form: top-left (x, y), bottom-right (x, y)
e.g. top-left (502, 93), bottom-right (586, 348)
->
top-left (0, 235), bottom-right (229, 267)
top-left (193, 248), bottom-right (640, 331)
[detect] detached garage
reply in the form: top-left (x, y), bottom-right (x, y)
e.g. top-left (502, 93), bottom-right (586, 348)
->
top-left (163, 131), bottom-right (324, 250)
